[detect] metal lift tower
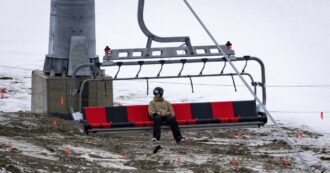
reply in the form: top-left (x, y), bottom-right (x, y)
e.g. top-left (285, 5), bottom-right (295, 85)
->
top-left (32, 0), bottom-right (113, 117)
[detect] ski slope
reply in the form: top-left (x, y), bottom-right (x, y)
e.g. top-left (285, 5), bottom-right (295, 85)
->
top-left (1, 0), bottom-right (330, 172)
top-left (1, 0), bottom-right (329, 133)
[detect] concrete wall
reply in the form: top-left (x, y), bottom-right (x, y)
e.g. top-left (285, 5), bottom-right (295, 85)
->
top-left (32, 70), bottom-right (113, 117)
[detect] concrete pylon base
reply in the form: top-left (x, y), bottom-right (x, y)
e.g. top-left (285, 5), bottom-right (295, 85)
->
top-left (31, 70), bottom-right (113, 119)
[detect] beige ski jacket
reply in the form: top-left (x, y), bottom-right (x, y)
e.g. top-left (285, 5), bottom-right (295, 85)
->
top-left (148, 97), bottom-right (175, 117)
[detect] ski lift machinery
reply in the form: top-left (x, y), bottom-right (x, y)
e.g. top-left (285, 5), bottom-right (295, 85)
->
top-left (70, 0), bottom-right (268, 134)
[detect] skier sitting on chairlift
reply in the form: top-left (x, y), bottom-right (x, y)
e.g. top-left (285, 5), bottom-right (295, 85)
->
top-left (148, 87), bottom-right (186, 148)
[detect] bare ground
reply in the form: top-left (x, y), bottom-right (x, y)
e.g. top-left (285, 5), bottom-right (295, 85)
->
top-left (0, 112), bottom-right (329, 173)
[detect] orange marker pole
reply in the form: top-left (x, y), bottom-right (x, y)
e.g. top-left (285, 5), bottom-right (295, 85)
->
top-left (66, 147), bottom-right (71, 157)
top-left (176, 157), bottom-right (182, 164)
top-left (230, 159), bottom-right (238, 167)
top-left (52, 119), bottom-right (58, 126)
top-left (60, 96), bottom-right (64, 105)
top-left (283, 159), bottom-right (289, 165)
top-left (7, 140), bottom-right (12, 149)
top-left (299, 132), bottom-right (304, 140)
top-left (236, 131), bottom-right (241, 140)
top-left (321, 112), bottom-right (324, 120)
top-left (1, 89), bottom-right (4, 98)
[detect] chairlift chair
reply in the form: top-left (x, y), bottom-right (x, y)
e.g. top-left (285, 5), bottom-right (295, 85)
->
top-left (70, 0), bottom-right (267, 134)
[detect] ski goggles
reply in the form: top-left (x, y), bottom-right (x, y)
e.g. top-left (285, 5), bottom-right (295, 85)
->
top-left (153, 90), bottom-right (160, 95)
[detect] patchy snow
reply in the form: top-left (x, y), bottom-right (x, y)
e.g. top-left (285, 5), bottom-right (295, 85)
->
top-left (177, 154), bottom-right (209, 165)
top-left (0, 136), bottom-right (58, 161)
top-left (1, 0), bottom-right (330, 172)
top-left (0, 112), bottom-right (329, 172)
top-left (63, 145), bottom-right (136, 170)
top-left (173, 168), bottom-right (194, 173)
top-left (204, 137), bottom-right (273, 147)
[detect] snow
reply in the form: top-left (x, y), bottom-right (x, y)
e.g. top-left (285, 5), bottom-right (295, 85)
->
top-left (62, 145), bottom-right (136, 170)
top-left (0, 136), bottom-right (58, 161)
top-left (173, 168), bottom-right (194, 173)
top-left (204, 137), bottom-right (273, 147)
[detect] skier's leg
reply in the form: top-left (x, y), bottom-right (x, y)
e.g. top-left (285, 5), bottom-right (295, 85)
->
top-left (165, 115), bottom-right (182, 140)
top-left (153, 115), bottom-right (162, 141)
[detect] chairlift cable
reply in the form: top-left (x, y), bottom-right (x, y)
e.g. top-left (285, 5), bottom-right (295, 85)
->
top-left (183, 0), bottom-right (312, 172)
top-left (230, 74), bottom-right (237, 92)
top-left (0, 65), bottom-right (34, 71)
top-left (1, 65), bottom-right (329, 88)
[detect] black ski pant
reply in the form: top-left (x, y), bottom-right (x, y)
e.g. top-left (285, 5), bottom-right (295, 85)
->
top-left (153, 115), bottom-right (182, 141)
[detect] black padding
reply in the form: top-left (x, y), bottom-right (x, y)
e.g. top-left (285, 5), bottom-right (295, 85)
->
top-left (105, 106), bottom-right (128, 123)
top-left (239, 117), bottom-right (260, 122)
top-left (233, 100), bottom-right (257, 117)
top-left (190, 103), bottom-right (213, 120)
top-left (196, 119), bottom-right (220, 124)
top-left (82, 109), bottom-right (87, 121)
top-left (111, 122), bottom-right (135, 128)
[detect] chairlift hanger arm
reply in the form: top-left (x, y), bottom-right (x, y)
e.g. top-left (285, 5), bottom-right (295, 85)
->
top-left (69, 64), bottom-right (103, 134)
top-left (138, 0), bottom-right (194, 55)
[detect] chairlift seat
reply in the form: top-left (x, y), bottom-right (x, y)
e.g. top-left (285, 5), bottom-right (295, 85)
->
top-left (81, 100), bottom-right (267, 134)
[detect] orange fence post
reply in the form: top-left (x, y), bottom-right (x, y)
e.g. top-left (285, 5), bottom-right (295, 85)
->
top-left (1, 89), bottom-right (4, 98)
top-left (7, 140), bottom-right (12, 149)
top-left (321, 112), bottom-right (324, 120)
top-left (66, 147), bottom-right (71, 157)
top-left (60, 96), bottom-right (64, 105)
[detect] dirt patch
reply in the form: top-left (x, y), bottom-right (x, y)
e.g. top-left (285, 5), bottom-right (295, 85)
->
top-left (0, 77), bottom-right (13, 80)
top-left (320, 157), bottom-right (330, 161)
top-left (0, 112), bottom-right (329, 172)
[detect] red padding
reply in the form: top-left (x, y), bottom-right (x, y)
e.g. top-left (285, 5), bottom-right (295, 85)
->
top-left (90, 124), bottom-right (101, 128)
top-left (230, 117), bottom-right (240, 122)
top-left (126, 105), bottom-right (150, 122)
top-left (135, 121), bottom-right (154, 127)
top-left (90, 123), bottom-right (111, 128)
top-left (219, 117), bottom-right (239, 123)
top-left (188, 119), bottom-right (197, 124)
top-left (211, 102), bottom-right (235, 119)
top-left (172, 103), bottom-right (192, 120)
top-left (177, 119), bottom-right (197, 125)
top-left (84, 107), bottom-right (107, 124)
top-left (177, 120), bottom-right (188, 125)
